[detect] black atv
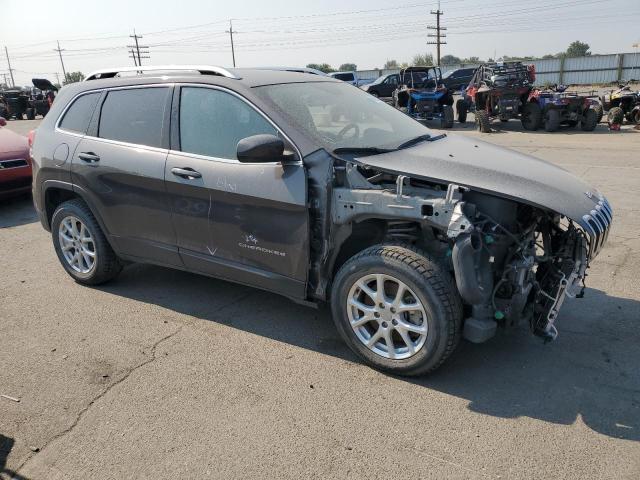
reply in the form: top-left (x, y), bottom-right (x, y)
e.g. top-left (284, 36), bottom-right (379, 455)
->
top-left (600, 83), bottom-right (640, 125)
top-left (26, 78), bottom-right (58, 119)
top-left (0, 88), bottom-right (29, 120)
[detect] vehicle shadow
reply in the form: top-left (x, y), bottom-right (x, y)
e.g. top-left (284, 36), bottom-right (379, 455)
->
top-left (0, 195), bottom-right (38, 229)
top-left (0, 434), bottom-right (31, 480)
top-left (96, 263), bottom-right (640, 442)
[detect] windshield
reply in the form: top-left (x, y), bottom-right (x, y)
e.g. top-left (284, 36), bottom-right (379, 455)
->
top-left (254, 82), bottom-right (431, 151)
top-left (442, 70), bottom-right (454, 79)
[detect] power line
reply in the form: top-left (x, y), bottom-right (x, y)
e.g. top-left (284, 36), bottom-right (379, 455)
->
top-left (128, 30), bottom-right (150, 66)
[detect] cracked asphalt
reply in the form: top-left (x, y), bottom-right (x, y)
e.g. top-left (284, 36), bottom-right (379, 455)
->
top-left (1, 118), bottom-right (639, 479)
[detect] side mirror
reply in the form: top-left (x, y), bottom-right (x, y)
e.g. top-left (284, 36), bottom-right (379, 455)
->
top-left (237, 134), bottom-right (292, 163)
top-left (0, 117), bottom-right (6, 127)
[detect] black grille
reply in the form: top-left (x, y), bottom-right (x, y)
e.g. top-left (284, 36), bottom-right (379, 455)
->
top-left (0, 159), bottom-right (28, 169)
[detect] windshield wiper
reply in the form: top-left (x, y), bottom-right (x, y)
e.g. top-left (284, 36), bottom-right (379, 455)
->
top-left (331, 146), bottom-right (395, 156)
top-left (396, 133), bottom-right (446, 150)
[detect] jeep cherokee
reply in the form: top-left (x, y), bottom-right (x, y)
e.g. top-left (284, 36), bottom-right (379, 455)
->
top-left (31, 65), bottom-right (612, 376)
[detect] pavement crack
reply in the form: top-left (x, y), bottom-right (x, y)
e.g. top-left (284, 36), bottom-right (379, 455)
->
top-left (14, 325), bottom-right (184, 475)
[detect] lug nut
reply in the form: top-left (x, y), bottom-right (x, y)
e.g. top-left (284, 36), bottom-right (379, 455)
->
top-left (390, 307), bottom-right (396, 313)
top-left (382, 322), bottom-right (388, 328)
top-left (379, 303), bottom-right (385, 309)
top-left (392, 319), bottom-right (398, 326)
top-left (374, 312), bottom-right (380, 318)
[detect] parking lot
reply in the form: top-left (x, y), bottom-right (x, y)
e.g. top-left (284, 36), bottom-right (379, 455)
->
top-left (1, 117), bottom-right (639, 479)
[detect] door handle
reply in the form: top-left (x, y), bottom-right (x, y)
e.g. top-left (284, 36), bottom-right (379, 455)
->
top-left (171, 167), bottom-right (202, 179)
top-left (78, 152), bottom-right (100, 162)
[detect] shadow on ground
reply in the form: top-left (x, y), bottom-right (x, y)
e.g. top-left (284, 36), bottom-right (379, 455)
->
top-left (96, 263), bottom-right (640, 442)
top-left (0, 434), bottom-right (30, 480)
top-left (0, 195), bottom-right (37, 229)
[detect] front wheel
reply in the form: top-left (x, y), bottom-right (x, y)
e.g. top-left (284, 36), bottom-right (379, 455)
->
top-left (441, 105), bottom-right (454, 129)
top-left (581, 109), bottom-right (598, 131)
top-left (544, 109), bottom-right (561, 132)
top-left (331, 245), bottom-right (462, 376)
top-left (475, 110), bottom-right (491, 133)
top-left (51, 199), bottom-right (122, 285)
top-left (456, 98), bottom-right (468, 123)
top-left (608, 106), bottom-right (624, 125)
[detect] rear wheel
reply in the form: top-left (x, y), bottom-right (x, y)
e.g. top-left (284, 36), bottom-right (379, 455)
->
top-left (544, 109), bottom-right (561, 132)
top-left (441, 105), bottom-right (454, 129)
top-left (632, 108), bottom-right (640, 125)
top-left (370, 91), bottom-right (379, 98)
top-left (475, 110), bottom-right (491, 133)
top-left (456, 98), bottom-right (468, 123)
top-left (608, 106), bottom-right (624, 125)
top-left (581, 109), bottom-right (598, 131)
top-left (593, 104), bottom-right (604, 123)
top-left (51, 199), bottom-right (122, 285)
top-left (331, 245), bottom-right (462, 376)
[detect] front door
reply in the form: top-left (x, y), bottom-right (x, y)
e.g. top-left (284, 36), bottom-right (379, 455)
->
top-left (164, 86), bottom-right (308, 298)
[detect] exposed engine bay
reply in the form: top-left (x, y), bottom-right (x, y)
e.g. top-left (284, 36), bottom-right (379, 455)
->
top-left (328, 160), bottom-right (597, 343)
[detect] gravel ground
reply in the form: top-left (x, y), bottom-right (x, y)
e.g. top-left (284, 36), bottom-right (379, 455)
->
top-left (1, 116), bottom-right (639, 480)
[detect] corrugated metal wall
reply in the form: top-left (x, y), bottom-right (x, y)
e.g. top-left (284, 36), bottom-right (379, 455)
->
top-left (355, 52), bottom-right (640, 86)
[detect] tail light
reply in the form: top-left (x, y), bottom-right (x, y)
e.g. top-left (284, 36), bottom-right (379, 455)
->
top-left (28, 130), bottom-right (36, 162)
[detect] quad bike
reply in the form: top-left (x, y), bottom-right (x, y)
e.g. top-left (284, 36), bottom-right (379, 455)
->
top-left (0, 88), bottom-right (28, 120)
top-left (600, 83), bottom-right (640, 125)
top-left (393, 66), bottom-right (454, 129)
top-left (456, 61), bottom-right (535, 133)
top-left (524, 85), bottom-right (599, 132)
top-left (26, 78), bottom-right (58, 119)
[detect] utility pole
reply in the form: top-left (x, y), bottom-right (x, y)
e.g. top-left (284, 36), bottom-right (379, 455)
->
top-left (128, 48), bottom-right (139, 67)
top-left (427, 5), bottom-right (446, 66)
top-left (127, 30), bottom-right (150, 67)
top-left (55, 72), bottom-right (61, 86)
top-left (54, 41), bottom-right (67, 81)
top-left (226, 19), bottom-right (236, 67)
top-left (4, 46), bottom-right (15, 87)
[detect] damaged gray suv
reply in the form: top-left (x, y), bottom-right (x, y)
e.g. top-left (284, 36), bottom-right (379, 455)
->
top-left (31, 65), bottom-right (612, 375)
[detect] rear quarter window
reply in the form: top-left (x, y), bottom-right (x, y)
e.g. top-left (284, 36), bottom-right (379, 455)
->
top-left (335, 73), bottom-right (355, 82)
top-left (98, 87), bottom-right (170, 148)
top-left (58, 92), bottom-right (101, 134)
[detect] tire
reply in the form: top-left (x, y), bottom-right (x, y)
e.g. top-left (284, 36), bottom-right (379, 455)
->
top-left (441, 105), bottom-right (454, 129)
top-left (370, 91), bottom-right (379, 98)
top-left (331, 244), bottom-right (463, 376)
top-left (456, 98), bottom-right (467, 123)
top-left (26, 108), bottom-right (35, 120)
top-left (0, 106), bottom-right (8, 119)
top-left (632, 108), bottom-right (640, 125)
top-left (475, 110), bottom-right (491, 133)
top-left (608, 106), bottom-right (624, 125)
top-left (593, 104), bottom-right (604, 123)
top-left (580, 109), bottom-right (598, 131)
top-left (51, 199), bottom-right (122, 285)
top-left (544, 108), bottom-right (561, 132)
top-left (625, 111), bottom-right (635, 123)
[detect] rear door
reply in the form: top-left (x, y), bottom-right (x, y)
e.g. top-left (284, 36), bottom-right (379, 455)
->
top-left (164, 85), bottom-right (308, 298)
top-left (71, 85), bottom-right (181, 266)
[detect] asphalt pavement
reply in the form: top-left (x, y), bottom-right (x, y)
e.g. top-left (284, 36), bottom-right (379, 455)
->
top-left (1, 117), bottom-right (639, 479)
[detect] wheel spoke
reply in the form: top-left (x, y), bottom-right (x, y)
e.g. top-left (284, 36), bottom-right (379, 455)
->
top-left (357, 281), bottom-right (377, 301)
top-left (367, 328), bottom-right (383, 347)
top-left (397, 301), bottom-right (421, 313)
top-left (375, 274), bottom-right (385, 302)
top-left (393, 284), bottom-right (407, 306)
top-left (399, 319), bottom-right (427, 335)
top-left (383, 328), bottom-right (395, 359)
top-left (397, 327), bottom-right (416, 355)
top-left (349, 298), bottom-right (376, 315)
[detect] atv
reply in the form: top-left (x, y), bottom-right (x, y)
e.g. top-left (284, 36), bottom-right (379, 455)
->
top-left (26, 78), bottom-right (58, 119)
top-left (600, 83), bottom-right (640, 125)
top-left (0, 87), bottom-right (29, 120)
top-left (393, 66), bottom-right (454, 129)
top-left (524, 85), bottom-right (599, 132)
top-left (456, 61), bottom-right (535, 133)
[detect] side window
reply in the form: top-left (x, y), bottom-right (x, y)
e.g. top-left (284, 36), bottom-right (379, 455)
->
top-left (335, 73), bottom-right (354, 82)
top-left (98, 87), bottom-right (169, 148)
top-left (179, 87), bottom-right (277, 160)
top-left (58, 92), bottom-right (100, 134)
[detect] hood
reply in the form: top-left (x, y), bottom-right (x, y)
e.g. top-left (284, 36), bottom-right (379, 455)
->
top-left (0, 128), bottom-right (29, 160)
top-left (32, 78), bottom-right (58, 91)
top-left (352, 133), bottom-right (600, 225)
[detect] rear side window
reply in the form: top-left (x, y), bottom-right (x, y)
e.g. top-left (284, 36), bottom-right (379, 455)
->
top-left (98, 87), bottom-right (169, 148)
top-left (59, 92), bottom-right (100, 134)
top-left (335, 73), bottom-right (355, 82)
top-left (179, 87), bottom-right (277, 160)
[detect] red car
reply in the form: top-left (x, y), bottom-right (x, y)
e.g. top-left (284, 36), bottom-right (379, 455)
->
top-left (0, 117), bottom-right (32, 199)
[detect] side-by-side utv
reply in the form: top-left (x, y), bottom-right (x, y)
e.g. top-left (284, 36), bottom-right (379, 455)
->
top-left (393, 66), bottom-right (454, 129)
top-left (456, 61), bottom-right (535, 133)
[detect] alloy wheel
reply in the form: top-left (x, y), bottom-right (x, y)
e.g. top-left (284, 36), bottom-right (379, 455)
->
top-left (58, 215), bottom-right (96, 274)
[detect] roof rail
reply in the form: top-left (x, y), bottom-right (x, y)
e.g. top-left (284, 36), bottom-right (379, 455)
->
top-left (84, 65), bottom-right (239, 81)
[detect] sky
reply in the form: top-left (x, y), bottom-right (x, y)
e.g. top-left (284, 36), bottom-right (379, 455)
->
top-left (1, 0), bottom-right (639, 86)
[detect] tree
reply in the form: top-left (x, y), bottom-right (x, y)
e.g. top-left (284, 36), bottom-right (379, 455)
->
top-left (542, 54), bottom-right (556, 59)
top-left (63, 71), bottom-right (85, 84)
top-left (383, 59), bottom-right (399, 69)
top-left (412, 53), bottom-right (434, 66)
top-left (339, 63), bottom-right (357, 72)
top-left (566, 41), bottom-right (590, 57)
top-left (462, 56), bottom-right (480, 64)
top-left (306, 63), bottom-right (335, 73)
top-left (440, 54), bottom-right (461, 65)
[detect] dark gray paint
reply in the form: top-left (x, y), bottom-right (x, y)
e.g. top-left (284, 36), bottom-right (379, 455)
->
top-left (351, 134), bottom-right (603, 227)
